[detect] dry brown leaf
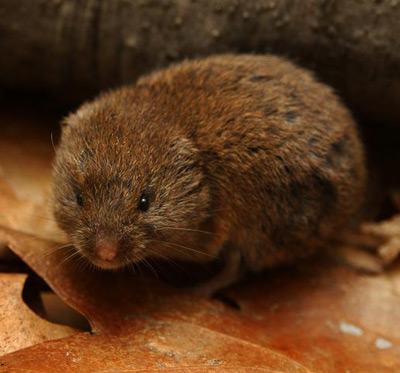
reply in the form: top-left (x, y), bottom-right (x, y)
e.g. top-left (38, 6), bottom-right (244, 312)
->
top-left (0, 174), bottom-right (63, 246)
top-left (0, 227), bottom-right (314, 372)
top-left (0, 226), bottom-right (400, 372)
top-left (0, 272), bottom-right (78, 356)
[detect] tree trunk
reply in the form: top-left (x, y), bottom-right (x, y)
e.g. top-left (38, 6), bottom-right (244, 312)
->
top-left (0, 0), bottom-right (399, 124)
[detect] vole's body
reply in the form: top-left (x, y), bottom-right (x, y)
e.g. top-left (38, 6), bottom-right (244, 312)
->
top-left (52, 55), bottom-right (366, 294)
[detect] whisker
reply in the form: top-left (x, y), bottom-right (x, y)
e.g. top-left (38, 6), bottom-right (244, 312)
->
top-left (146, 249), bottom-right (181, 270)
top-left (56, 249), bottom-right (82, 269)
top-left (127, 258), bottom-right (136, 275)
top-left (153, 239), bottom-right (217, 259)
top-left (16, 233), bottom-right (69, 245)
top-left (137, 258), bottom-right (144, 279)
top-left (142, 258), bottom-right (159, 279)
top-left (12, 212), bottom-right (57, 223)
top-left (41, 243), bottom-right (74, 258)
top-left (86, 258), bottom-right (97, 273)
top-left (156, 227), bottom-right (216, 236)
top-left (50, 132), bottom-right (57, 154)
top-left (201, 208), bottom-right (228, 216)
top-left (153, 241), bottom-right (193, 261)
top-left (144, 249), bottom-right (177, 271)
top-left (76, 255), bottom-right (91, 272)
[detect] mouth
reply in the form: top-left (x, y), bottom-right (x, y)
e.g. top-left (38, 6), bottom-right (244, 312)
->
top-left (89, 257), bottom-right (127, 270)
top-left (88, 249), bottom-right (148, 271)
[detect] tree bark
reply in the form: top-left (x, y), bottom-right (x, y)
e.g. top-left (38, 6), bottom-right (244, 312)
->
top-left (0, 0), bottom-right (399, 124)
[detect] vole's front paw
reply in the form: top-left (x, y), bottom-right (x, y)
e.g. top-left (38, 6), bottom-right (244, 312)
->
top-left (361, 214), bottom-right (400, 266)
top-left (333, 214), bottom-right (400, 273)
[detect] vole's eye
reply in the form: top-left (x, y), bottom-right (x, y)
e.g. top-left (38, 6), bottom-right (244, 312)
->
top-left (138, 193), bottom-right (150, 212)
top-left (76, 191), bottom-right (83, 207)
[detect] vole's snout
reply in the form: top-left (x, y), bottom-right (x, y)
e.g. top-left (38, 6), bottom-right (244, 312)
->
top-left (95, 238), bottom-right (118, 262)
top-left (89, 229), bottom-right (136, 270)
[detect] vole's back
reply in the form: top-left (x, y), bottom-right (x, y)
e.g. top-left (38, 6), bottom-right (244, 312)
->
top-left (135, 54), bottom-right (366, 270)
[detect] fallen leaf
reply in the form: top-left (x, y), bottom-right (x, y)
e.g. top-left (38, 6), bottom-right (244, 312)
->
top-left (1, 226), bottom-right (400, 372)
top-left (0, 272), bottom-right (77, 356)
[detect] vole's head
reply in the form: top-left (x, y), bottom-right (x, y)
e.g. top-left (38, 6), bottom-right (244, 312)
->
top-left (52, 91), bottom-right (211, 270)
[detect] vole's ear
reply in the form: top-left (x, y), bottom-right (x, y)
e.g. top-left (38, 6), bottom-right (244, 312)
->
top-left (61, 101), bottom-right (96, 131)
top-left (60, 116), bottom-right (71, 130)
top-left (60, 112), bottom-right (80, 132)
top-left (59, 115), bottom-right (79, 137)
top-left (169, 138), bottom-right (199, 164)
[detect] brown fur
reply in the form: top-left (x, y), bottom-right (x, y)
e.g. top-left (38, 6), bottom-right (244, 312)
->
top-left (52, 54), bottom-right (366, 294)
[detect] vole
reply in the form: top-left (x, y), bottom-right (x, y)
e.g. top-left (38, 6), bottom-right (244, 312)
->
top-left (51, 54), bottom-right (366, 295)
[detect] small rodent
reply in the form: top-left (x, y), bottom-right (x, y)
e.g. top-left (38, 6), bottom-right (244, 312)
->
top-left (52, 54), bottom-right (366, 295)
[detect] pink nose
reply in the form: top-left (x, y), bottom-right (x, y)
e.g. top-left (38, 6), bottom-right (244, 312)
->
top-left (95, 239), bottom-right (118, 261)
